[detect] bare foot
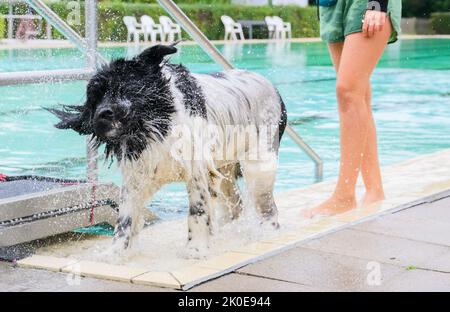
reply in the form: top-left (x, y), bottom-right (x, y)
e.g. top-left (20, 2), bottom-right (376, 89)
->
top-left (302, 194), bottom-right (357, 219)
top-left (360, 191), bottom-right (385, 208)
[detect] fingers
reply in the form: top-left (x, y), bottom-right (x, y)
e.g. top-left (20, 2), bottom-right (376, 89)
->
top-left (378, 13), bottom-right (386, 32)
top-left (362, 15), bottom-right (369, 37)
top-left (363, 11), bottom-right (387, 38)
top-left (368, 19), bottom-right (375, 37)
top-left (375, 12), bottom-right (386, 32)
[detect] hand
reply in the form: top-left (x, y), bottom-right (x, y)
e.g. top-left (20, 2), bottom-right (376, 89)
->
top-left (362, 10), bottom-right (387, 38)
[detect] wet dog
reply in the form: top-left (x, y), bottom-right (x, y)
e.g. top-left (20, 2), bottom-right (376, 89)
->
top-left (49, 44), bottom-right (287, 256)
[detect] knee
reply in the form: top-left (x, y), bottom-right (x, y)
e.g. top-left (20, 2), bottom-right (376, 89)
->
top-left (336, 81), bottom-right (367, 115)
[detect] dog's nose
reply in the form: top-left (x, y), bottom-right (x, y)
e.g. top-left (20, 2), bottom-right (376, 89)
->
top-left (97, 108), bottom-right (114, 121)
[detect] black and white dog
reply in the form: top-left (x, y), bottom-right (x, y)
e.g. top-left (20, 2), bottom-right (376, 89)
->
top-left (49, 44), bottom-right (287, 255)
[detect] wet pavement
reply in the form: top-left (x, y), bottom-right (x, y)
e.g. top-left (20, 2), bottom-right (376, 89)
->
top-left (1, 194), bottom-right (449, 292)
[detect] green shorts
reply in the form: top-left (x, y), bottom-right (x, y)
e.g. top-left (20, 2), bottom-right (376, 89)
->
top-left (320, 0), bottom-right (402, 44)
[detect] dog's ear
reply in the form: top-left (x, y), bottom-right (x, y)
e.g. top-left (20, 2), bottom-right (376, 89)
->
top-left (46, 105), bottom-right (93, 135)
top-left (138, 44), bottom-right (178, 65)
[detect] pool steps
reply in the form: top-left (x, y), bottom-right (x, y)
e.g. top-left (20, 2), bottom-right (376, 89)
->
top-left (0, 183), bottom-right (120, 249)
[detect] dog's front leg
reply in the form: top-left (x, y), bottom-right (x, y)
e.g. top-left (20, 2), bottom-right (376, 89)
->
top-left (241, 155), bottom-right (280, 229)
top-left (186, 173), bottom-right (212, 257)
top-left (112, 186), bottom-right (147, 251)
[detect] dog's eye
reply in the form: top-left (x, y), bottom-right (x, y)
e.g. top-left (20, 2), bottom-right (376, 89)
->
top-left (98, 109), bottom-right (115, 121)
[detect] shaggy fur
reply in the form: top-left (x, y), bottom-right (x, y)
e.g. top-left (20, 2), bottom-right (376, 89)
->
top-left (49, 44), bottom-right (287, 255)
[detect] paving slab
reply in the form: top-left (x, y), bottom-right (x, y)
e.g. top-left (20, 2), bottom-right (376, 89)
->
top-left (383, 269), bottom-right (450, 292)
top-left (419, 251), bottom-right (450, 273)
top-left (0, 261), bottom-right (167, 292)
top-left (0, 282), bottom-right (29, 292)
top-left (61, 260), bottom-right (148, 283)
top-left (238, 247), bottom-right (404, 291)
top-left (56, 277), bottom-right (175, 292)
top-left (303, 229), bottom-right (450, 268)
top-left (17, 255), bottom-right (79, 272)
top-left (0, 263), bottom-right (71, 291)
top-left (351, 212), bottom-right (450, 247)
top-left (398, 197), bottom-right (450, 222)
top-left (190, 273), bottom-right (318, 292)
top-left (132, 271), bottom-right (181, 289)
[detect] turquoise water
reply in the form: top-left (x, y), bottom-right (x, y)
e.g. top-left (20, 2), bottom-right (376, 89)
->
top-left (1, 39), bottom-right (450, 219)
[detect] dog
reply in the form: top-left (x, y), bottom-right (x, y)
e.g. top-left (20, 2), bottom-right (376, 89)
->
top-left (49, 44), bottom-right (287, 255)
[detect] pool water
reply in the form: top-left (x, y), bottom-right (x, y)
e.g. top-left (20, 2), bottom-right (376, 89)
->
top-left (1, 39), bottom-right (450, 220)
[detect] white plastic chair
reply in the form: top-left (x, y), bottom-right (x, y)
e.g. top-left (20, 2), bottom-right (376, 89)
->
top-left (265, 16), bottom-right (276, 39)
top-left (159, 16), bottom-right (182, 43)
top-left (221, 15), bottom-right (244, 41)
top-left (141, 15), bottom-right (164, 43)
top-left (272, 16), bottom-right (292, 40)
top-left (123, 16), bottom-right (145, 44)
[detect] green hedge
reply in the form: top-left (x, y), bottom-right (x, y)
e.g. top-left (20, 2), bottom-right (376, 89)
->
top-left (0, 5), bottom-right (6, 38)
top-left (171, 0), bottom-right (231, 4)
top-left (0, 17), bottom-right (5, 39)
top-left (402, 0), bottom-right (450, 18)
top-left (431, 12), bottom-right (450, 34)
top-left (6, 1), bottom-right (318, 41)
top-left (120, 0), bottom-right (231, 3)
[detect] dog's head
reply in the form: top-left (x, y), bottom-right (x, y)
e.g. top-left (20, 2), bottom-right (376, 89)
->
top-left (48, 44), bottom-right (178, 160)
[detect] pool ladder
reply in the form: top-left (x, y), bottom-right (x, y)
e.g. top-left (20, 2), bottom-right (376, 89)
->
top-left (6, 0), bottom-right (323, 183)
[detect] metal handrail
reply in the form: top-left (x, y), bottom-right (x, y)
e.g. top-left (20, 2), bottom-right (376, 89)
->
top-left (84, 0), bottom-right (99, 184)
top-left (157, 0), bottom-right (324, 182)
top-left (23, 0), bottom-right (101, 182)
top-left (0, 68), bottom-right (93, 86)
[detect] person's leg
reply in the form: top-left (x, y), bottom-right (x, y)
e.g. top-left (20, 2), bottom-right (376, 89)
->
top-left (360, 84), bottom-right (385, 206)
top-left (303, 19), bottom-right (392, 218)
top-left (326, 43), bottom-right (384, 206)
top-left (328, 42), bottom-right (344, 70)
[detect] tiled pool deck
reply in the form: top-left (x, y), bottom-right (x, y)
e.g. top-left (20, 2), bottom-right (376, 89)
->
top-left (2, 148), bottom-right (449, 291)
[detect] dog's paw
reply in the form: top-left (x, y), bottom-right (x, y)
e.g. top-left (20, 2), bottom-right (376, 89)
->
top-left (94, 242), bottom-right (132, 264)
top-left (107, 242), bottom-right (128, 257)
top-left (103, 235), bottom-right (137, 259)
top-left (261, 215), bottom-right (280, 231)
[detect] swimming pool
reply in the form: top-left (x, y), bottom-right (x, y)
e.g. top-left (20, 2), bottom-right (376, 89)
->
top-left (1, 39), bottom-right (450, 220)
